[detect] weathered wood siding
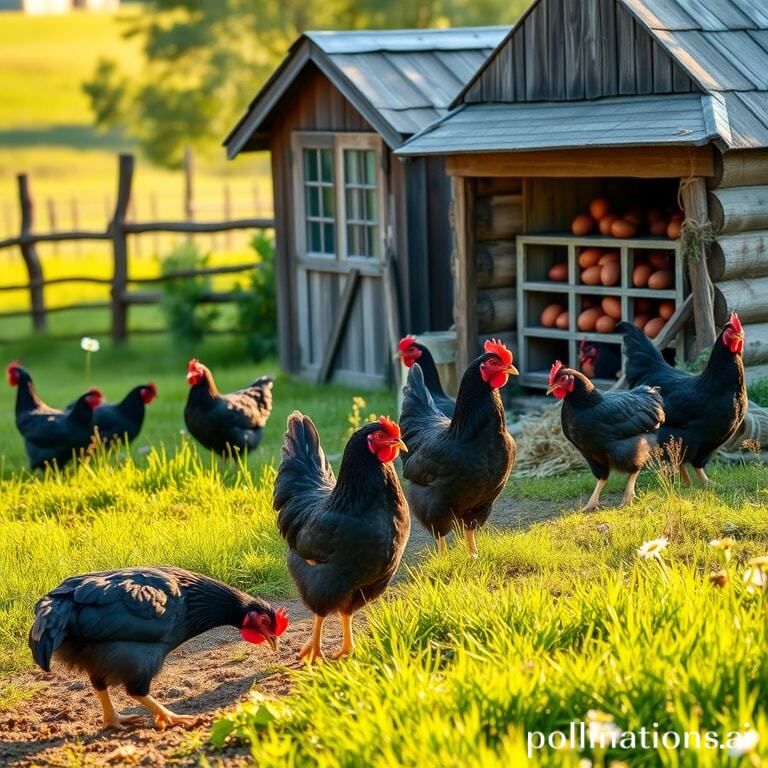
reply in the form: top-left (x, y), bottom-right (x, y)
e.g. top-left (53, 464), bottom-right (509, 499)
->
top-left (464, 0), bottom-right (697, 103)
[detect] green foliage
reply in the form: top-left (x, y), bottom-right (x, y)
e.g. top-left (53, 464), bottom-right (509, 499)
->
top-left (748, 378), bottom-right (768, 408)
top-left (235, 232), bottom-right (278, 362)
top-left (81, 0), bottom-right (531, 166)
top-left (159, 242), bottom-right (219, 347)
top-left (214, 485), bottom-right (768, 766)
top-left (80, 58), bottom-right (128, 129)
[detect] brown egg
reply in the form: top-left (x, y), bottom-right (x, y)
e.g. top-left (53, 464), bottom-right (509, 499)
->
top-left (595, 315), bottom-right (617, 334)
top-left (581, 265), bottom-right (602, 285)
top-left (611, 219), bottom-right (638, 239)
top-left (600, 261), bottom-right (620, 287)
top-left (599, 214), bottom-right (619, 236)
top-left (581, 296), bottom-right (595, 309)
top-left (649, 218), bottom-right (668, 237)
top-left (634, 313), bottom-right (650, 329)
top-left (572, 213), bottom-right (596, 236)
top-left (548, 262), bottom-right (569, 282)
top-left (632, 263), bottom-right (653, 287)
top-left (598, 251), bottom-right (619, 265)
top-left (624, 206), bottom-right (644, 226)
top-left (659, 300), bottom-right (675, 320)
top-left (647, 208), bottom-right (663, 223)
top-left (647, 250), bottom-right (672, 270)
top-left (540, 303), bottom-right (566, 327)
top-left (577, 307), bottom-right (603, 332)
top-left (667, 219), bottom-right (682, 239)
top-left (578, 248), bottom-right (602, 269)
top-left (555, 311), bottom-right (570, 329)
top-left (648, 270), bottom-right (674, 289)
top-left (589, 198), bottom-right (611, 221)
top-left (644, 316), bottom-right (666, 338)
top-left (602, 296), bottom-right (622, 320)
top-left (634, 297), bottom-right (652, 313)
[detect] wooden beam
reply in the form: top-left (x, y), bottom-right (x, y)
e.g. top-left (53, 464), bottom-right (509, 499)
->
top-left (17, 174), bottom-right (46, 331)
top-left (316, 269), bottom-right (361, 385)
top-left (451, 177), bottom-right (477, 376)
top-left (445, 146), bottom-right (715, 179)
top-left (680, 177), bottom-right (716, 354)
top-left (109, 154), bottom-right (134, 344)
top-left (383, 255), bottom-right (403, 392)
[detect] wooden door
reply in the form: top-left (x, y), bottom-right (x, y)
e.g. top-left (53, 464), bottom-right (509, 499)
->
top-left (292, 132), bottom-right (388, 388)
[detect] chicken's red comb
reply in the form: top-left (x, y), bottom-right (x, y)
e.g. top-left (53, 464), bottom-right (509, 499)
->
top-left (146, 382), bottom-right (157, 397)
top-left (729, 312), bottom-right (743, 334)
top-left (187, 358), bottom-right (201, 373)
top-left (483, 338), bottom-right (513, 366)
top-left (377, 415), bottom-right (401, 440)
top-left (274, 606), bottom-right (289, 636)
top-left (399, 335), bottom-right (417, 353)
top-left (549, 360), bottom-right (566, 386)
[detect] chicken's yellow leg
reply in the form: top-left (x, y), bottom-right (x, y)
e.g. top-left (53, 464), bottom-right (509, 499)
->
top-left (299, 614), bottom-right (325, 664)
top-left (463, 527), bottom-right (479, 559)
top-left (130, 694), bottom-right (197, 730)
top-left (582, 478), bottom-right (607, 512)
top-left (695, 467), bottom-right (710, 487)
top-left (96, 688), bottom-right (144, 730)
top-left (332, 612), bottom-right (355, 659)
top-left (679, 464), bottom-right (692, 485)
top-left (437, 535), bottom-right (447, 554)
top-left (620, 471), bottom-right (639, 507)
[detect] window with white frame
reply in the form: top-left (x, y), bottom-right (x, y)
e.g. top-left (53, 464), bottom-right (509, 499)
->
top-left (294, 133), bottom-right (383, 262)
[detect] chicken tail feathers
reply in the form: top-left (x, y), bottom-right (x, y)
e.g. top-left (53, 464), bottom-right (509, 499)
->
top-left (274, 411), bottom-right (335, 547)
top-left (28, 594), bottom-right (72, 672)
top-left (616, 321), bottom-right (668, 386)
top-left (242, 376), bottom-right (273, 426)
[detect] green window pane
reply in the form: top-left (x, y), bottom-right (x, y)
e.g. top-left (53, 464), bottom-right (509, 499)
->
top-left (346, 188), bottom-right (361, 221)
top-left (367, 226), bottom-right (379, 258)
top-left (365, 189), bottom-right (377, 222)
top-left (364, 150), bottom-right (376, 184)
top-left (305, 186), bottom-right (320, 217)
top-left (344, 150), bottom-right (359, 184)
top-left (322, 186), bottom-right (335, 217)
top-left (307, 221), bottom-right (321, 252)
top-left (323, 222), bottom-right (335, 254)
top-left (320, 149), bottom-right (333, 183)
top-left (304, 149), bottom-right (318, 182)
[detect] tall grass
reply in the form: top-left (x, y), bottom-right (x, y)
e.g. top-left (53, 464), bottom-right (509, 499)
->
top-left (214, 488), bottom-right (768, 766)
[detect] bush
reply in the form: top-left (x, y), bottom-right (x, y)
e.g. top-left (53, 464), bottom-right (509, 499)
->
top-left (748, 378), bottom-right (768, 407)
top-left (158, 242), bottom-right (219, 347)
top-left (235, 231), bottom-right (278, 362)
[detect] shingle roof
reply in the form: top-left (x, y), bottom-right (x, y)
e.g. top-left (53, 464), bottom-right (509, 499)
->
top-left (399, 0), bottom-right (768, 156)
top-left (225, 27), bottom-right (508, 157)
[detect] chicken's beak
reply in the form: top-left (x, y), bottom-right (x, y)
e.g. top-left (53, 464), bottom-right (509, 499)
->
top-left (505, 364), bottom-right (519, 376)
top-left (545, 384), bottom-right (555, 396)
top-left (266, 636), bottom-right (278, 653)
top-left (397, 439), bottom-right (408, 453)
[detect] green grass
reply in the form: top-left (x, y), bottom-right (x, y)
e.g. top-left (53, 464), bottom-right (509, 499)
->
top-left (213, 477), bottom-right (768, 767)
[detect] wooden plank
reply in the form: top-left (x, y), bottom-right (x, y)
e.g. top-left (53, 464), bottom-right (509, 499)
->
top-left (16, 174), bottom-right (46, 331)
top-left (712, 150), bottom-right (768, 188)
top-left (708, 231), bottom-right (768, 281)
top-left (383, 255), bottom-right (403, 390)
top-left (582, 0), bottom-right (602, 99)
top-left (445, 146), bottom-right (715, 179)
top-left (425, 156), bottom-right (454, 329)
top-left (548, 0), bottom-right (567, 100)
top-left (524, 3), bottom-right (550, 100)
top-left (599, 0), bottom-right (618, 96)
top-left (476, 240), bottom-right (517, 288)
top-left (616, 8), bottom-right (637, 95)
top-left (715, 277), bottom-right (768, 324)
top-left (451, 177), bottom-right (478, 376)
top-left (741, 322), bottom-right (768, 366)
top-left (563, 0), bottom-right (584, 99)
top-left (709, 186), bottom-right (768, 234)
top-left (316, 268), bottom-right (361, 384)
top-left (109, 154), bottom-right (133, 344)
top-left (652, 40), bottom-right (674, 92)
top-left (680, 177), bottom-right (716, 353)
top-left (513, 29), bottom-right (527, 101)
top-left (124, 217), bottom-right (273, 234)
top-left (634, 19), bottom-right (654, 94)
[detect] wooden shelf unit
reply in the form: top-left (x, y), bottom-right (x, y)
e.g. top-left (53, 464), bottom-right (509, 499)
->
top-left (516, 233), bottom-right (685, 389)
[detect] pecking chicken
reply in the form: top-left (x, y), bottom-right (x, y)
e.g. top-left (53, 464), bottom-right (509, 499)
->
top-left (617, 312), bottom-right (747, 486)
top-left (183, 359), bottom-right (273, 456)
top-left (398, 336), bottom-right (454, 417)
top-left (399, 339), bottom-right (517, 558)
top-left (274, 412), bottom-right (409, 663)
top-left (29, 566), bottom-right (288, 731)
top-left (69, 383), bottom-right (157, 445)
top-left (579, 340), bottom-right (621, 381)
top-left (7, 362), bottom-right (101, 471)
top-left (547, 361), bottom-right (665, 511)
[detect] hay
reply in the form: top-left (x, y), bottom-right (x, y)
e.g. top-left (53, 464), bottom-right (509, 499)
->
top-left (511, 404), bottom-right (584, 478)
top-left (719, 400), bottom-right (768, 461)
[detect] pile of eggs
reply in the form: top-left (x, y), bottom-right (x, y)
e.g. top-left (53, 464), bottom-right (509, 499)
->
top-left (571, 198), bottom-right (683, 240)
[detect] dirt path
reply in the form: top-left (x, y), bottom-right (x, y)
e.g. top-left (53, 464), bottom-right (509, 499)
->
top-left (0, 495), bottom-right (567, 767)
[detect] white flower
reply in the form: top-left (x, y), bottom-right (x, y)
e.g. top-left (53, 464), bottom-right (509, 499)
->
top-left (744, 567), bottom-right (767, 594)
top-left (80, 337), bottom-right (100, 353)
top-left (637, 537), bottom-right (669, 560)
top-left (728, 729), bottom-right (759, 758)
top-left (586, 710), bottom-right (622, 748)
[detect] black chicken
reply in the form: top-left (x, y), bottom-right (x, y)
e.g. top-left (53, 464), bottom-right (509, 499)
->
top-left (69, 383), bottom-right (157, 445)
top-left (398, 336), bottom-right (454, 417)
top-left (7, 362), bottom-right (101, 471)
top-left (579, 340), bottom-right (622, 381)
top-left (547, 360), bottom-right (665, 511)
top-left (399, 339), bottom-right (517, 558)
top-left (274, 412), bottom-right (409, 663)
top-left (29, 566), bottom-right (288, 730)
top-left (617, 312), bottom-right (747, 486)
top-left (183, 359), bottom-right (273, 456)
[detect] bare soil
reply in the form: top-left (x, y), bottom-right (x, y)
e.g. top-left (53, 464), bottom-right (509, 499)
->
top-left (0, 494), bottom-right (568, 767)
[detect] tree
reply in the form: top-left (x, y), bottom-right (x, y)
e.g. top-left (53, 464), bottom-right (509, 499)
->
top-left (84, 0), bottom-right (523, 168)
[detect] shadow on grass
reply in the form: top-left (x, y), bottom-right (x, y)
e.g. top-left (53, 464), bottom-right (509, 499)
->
top-left (0, 124), bottom-right (130, 151)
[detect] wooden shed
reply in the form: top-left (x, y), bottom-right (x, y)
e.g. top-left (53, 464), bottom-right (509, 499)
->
top-left (225, 27), bottom-right (507, 387)
top-left (398, 0), bottom-right (768, 388)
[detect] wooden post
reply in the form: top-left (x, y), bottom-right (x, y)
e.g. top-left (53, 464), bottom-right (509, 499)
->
top-left (150, 191), bottom-right (160, 255)
top-left (183, 147), bottom-right (194, 220)
top-left (70, 197), bottom-right (82, 256)
top-left (680, 177), bottom-right (716, 354)
top-left (17, 174), bottom-right (46, 331)
top-left (223, 182), bottom-right (232, 250)
top-left (110, 153), bottom-right (134, 344)
top-left (451, 177), bottom-right (477, 375)
top-left (316, 269), bottom-right (361, 384)
top-left (47, 197), bottom-right (58, 255)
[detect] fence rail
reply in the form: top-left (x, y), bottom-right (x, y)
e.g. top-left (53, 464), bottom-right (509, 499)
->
top-left (0, 153), bottom-right (274, 343)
